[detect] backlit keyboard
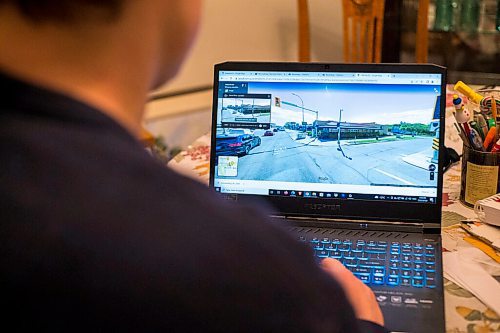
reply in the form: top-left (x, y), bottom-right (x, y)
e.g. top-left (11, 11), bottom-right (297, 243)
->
top-left (299, 236), bottom-right (437, 288)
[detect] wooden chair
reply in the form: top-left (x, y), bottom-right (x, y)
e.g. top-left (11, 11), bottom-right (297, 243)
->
top-left (297, 0), bottom-right (311, 62)
top-left (297, 0), bottom-right (430, 64)
top-left (415, 0), bottom-right (429, 63)
top-left (342, 0), bottom-right (385, 63)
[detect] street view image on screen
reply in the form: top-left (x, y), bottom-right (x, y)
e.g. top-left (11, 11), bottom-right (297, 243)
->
top-left (214, 71), bottom-right (442, 204)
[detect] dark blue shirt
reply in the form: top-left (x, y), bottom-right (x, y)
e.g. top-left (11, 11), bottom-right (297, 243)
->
top-left (0, 71), bottom-right (387, 333)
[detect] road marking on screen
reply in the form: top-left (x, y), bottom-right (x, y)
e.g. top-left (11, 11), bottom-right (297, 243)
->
top-left (373, 168), bottom-right (415, 186)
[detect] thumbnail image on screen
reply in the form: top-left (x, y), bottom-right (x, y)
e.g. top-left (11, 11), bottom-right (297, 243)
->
top-left (215, 80), bottom-right (441, 192)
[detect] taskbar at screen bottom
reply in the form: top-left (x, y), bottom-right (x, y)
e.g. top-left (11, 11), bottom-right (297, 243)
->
top-left (214, 187), bottom-right (437, 204)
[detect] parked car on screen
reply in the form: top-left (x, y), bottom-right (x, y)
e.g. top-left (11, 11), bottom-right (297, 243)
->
top-left (296, 132), bottom-right (306, 140)
top-left (215, 133), bottom-right (261, 156)
top-left (263, 130), bottom-right (274, 136)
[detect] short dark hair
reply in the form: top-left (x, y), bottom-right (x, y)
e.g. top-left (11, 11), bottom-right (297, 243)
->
top-left (0, 0), bottom-right (125, 23)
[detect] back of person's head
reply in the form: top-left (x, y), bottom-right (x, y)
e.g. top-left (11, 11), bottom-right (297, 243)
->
top-left (0, 0), bottom-right (125, 22)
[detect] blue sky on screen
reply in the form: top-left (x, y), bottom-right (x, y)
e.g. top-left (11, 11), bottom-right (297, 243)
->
top-left (248, 82), bottom-right (440, 126)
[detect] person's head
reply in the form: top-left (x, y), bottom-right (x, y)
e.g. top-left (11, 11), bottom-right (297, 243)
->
top-left (0, 0), bottom-right (203, 89)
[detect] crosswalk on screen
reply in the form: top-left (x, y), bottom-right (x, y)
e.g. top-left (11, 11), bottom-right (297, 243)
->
top-left (213, 71), bottom-right (442, 204)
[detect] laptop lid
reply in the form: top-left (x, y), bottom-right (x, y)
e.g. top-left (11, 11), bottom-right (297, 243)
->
top-left (209, 62), bottom-right (446, 227)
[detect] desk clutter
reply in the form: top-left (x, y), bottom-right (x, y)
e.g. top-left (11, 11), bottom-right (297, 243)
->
top-left (451, 81), bottom-right (500, 207)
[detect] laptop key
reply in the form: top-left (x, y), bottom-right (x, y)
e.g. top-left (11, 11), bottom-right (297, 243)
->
top-left (329, 251), bottom-right (342, 259)
top-left (344, 251), bottom-right (356, 260)
top-left (390, 254), bottom-right (400, 261)
top-left (413, 270), bottom-right (425, 278)
top-left (426, 279), bottom-right (436, 288)
top-left (365, 246), bottom-right (386, 254)
top-left (412, 277), bottom-right (425, 288)
top-left (316, 250), bottom-right (329, 258)
top-left (338, 244), bottom-right (350, 251)
top-left (401, 262), bottom-right (412, 270)
top-left (352, 244), bottom-right (364, 253)
top-left (372, 275), bottom-right (384, 285)
top-left (401, 277), bottom-right (411, 286)
top-left (354, 273), bottom-right (371, 284)
top-left (325, 244), bottom-right (336, 251)
top-left (425, 249), bottom-right (435, 256)
top-left (390, 247), bottom-right (401, 254)
top-left (352, 267), bottom-right (371, 274)
top-left (402, 270), bottom-right (411, 277)
top-left (389, 262), bottom-right (400, 269)
top-left (401, 254), bottom-right (413, 262)
top-left (389, 269), bottom-right (399, 277)
top-left (344, 259), bottom-right (358, 267)
top-left (387, 276), bottom-right (399, 286)
top-left (425, 257), bottom-right (436, 264)
top-left (373, 268), bottom-right (385, 276)
top-left (313, 243), bottom-right (324, 250)
top-left (414, 255), bottom-right (424, 263)
top-left (414, 263), bottom-right (424, 271)
top-left (426, 264), bottom-right (436, 272)
top-left (359, 259), bottom-right (385, 268)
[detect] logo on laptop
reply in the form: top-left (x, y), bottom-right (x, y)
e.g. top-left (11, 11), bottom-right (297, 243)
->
top-left (304, 204), bottom-right (340, 212)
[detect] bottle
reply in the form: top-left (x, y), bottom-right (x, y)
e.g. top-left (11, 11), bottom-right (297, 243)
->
top-left (460, 0), bottom-right (480, 32)
top-left (497, 0), bottom-right (500, 31)
top-left (434, 0), bottom-right (454, 31)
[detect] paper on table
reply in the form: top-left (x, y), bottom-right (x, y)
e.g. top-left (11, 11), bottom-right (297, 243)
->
top-left (443, 247), bottom-right (500, 315)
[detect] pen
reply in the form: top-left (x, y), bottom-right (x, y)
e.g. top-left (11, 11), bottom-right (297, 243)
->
top-left (454, 122), bottom-right (471, 147)
top-left (492, 97), bottom-right (499, 141)
top-left (476, 113), bottom-right (488, 138)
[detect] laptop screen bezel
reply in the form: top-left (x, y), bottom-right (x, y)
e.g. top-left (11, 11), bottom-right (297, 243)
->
top-left (209, 62), bottom-right (446, 225)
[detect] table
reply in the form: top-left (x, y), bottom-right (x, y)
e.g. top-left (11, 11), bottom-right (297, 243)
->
top-left (166, 86), bottom-right (500, 332)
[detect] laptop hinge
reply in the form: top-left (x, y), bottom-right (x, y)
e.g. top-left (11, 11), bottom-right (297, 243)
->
top-left (423, 223), bottom-right (441, 234)
top-left (272, 215), bottom-right (426, 233)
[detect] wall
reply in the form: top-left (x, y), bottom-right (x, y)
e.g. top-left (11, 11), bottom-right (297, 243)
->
top-left (145, 0), bottom-right (344, 149)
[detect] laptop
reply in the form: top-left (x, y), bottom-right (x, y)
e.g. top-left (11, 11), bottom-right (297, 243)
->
top-left (209, 62), bottom-right (446, 333)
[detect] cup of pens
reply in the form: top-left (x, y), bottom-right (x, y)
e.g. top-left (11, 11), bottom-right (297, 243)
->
top-left (453, 82), bottom-right (500, 207)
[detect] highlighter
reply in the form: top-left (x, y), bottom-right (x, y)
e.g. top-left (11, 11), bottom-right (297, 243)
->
top-left (483, 127), bottom-right (497, 151)
top-left (454, 81), bottom-right (484, 104)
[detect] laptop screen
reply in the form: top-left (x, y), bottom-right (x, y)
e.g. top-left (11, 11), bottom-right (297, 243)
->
top-left (212, 67), bottom-right (443, 206)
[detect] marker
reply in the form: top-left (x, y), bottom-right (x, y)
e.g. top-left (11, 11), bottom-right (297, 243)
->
top-left (483, 127), bottom-right (497, 151)
top-left (469, 120), bottom-right (484, 140)
top-left (491, 138), bottom-right (500, 153)
top-left (488, 118), bottom-right (496, 129)
top-left (469, 128), bottom-right (484, 151)
top-left (463, 122), bottom-right (471, 137)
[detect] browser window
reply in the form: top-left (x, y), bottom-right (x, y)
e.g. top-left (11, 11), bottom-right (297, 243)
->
top-left (214, 70), bottom-right (443, 204)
